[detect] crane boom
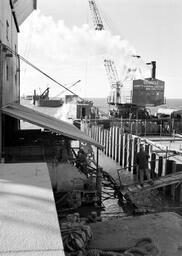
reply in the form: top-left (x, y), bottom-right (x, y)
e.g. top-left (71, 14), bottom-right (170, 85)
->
top-left (88, 0), bottom-right (122, 106)
top-left (104, 59), bottom-right (122, 104)
top-left (88, 0), bottom-right (104, 30)
top-left (104, 59), bottom-right (122, 88)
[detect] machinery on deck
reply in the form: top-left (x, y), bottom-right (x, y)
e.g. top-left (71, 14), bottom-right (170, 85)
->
top-left (33, 87), bottom-right (64, 107)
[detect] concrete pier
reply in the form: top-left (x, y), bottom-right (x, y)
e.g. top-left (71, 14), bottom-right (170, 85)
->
top-left (88, 212), bottom-right (182, 256)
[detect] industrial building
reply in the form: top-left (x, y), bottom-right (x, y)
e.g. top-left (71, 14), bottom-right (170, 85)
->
top-left (132, 61), bottom-right (165, 107)
top-left (0, 0), bottom-right (36, 161)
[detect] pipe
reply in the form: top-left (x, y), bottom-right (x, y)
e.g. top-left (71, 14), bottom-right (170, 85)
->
top-left (151, 61), bottom-right (156, 79)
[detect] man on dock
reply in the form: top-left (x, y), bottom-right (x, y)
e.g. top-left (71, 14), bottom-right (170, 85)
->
top-left (76, 148), bottom-right (89, 176)
top-left (136, 144), bottom-right (152, 187)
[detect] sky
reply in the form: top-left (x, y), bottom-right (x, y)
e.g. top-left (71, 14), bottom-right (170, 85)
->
top-left (18, 0), bottom-right (182, 99)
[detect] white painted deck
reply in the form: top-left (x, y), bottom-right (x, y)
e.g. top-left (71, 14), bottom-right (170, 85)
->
top-left (0, 163), bottom-right (65, 255)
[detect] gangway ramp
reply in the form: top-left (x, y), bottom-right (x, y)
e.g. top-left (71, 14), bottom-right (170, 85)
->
top-left (121, 171), bottom-right (182, 194)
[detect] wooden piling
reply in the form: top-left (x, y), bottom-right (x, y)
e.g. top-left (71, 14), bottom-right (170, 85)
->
top-left (92, 125), bottom-right (95, 140)
top-left (101, 127), bottom-right (104, 147)
top-left (151, 153), bottom-right (156, 179)
top-left (106, 129), bottom-right (109, 156)
top-left (130, 136), bottom-right (135, 173)
top-left (122, 134), bottom-right (125, 168)
top-left (124, 134), bottom-right (128, 168)
top-left (91, 125), bottom-right (94, 139)
top-left (112, 126), bottom-right (115, 160)
top-left (174, 165), bottom-right (182, 203)
top-left (109, 127), bottom-right (112, 158)
top-left (118, 128), bottom-right (122, 165)
top-left (133, 137), bottom-right (138, 175)
top-left (158, 156), bottom-right (163, 177)
top-left (165, 160), bottom-right (176, 197)
top-left (96, 148), bottom-right (102, 206)
top-left (103, 129), bottom-right (106, 153)
top-left (128, 135), bottom-right (132, 171)
top-left (96, 126), bottom-right (99, 142)
top-left (171, 161), bottom-right (177, 200)
top-left (98, 126), bottom-right (100, 144)
top-left (115, 127), bottom-right (119, 162)
top-left (119, 130), bottom-right (124, 166)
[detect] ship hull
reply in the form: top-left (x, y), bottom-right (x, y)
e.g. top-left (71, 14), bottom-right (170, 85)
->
top-left (37, 99), bottom-right (63, 107)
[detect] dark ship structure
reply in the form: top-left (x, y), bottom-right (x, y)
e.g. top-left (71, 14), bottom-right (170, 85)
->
top-left (132, 61), bottom-right (165, 107)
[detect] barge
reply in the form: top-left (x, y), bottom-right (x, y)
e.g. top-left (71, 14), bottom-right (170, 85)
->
top-left (37, 98), bottom-right (64, 107)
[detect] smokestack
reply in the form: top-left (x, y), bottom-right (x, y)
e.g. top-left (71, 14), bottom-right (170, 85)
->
top-left (151, 61), bottom-right (156, 79)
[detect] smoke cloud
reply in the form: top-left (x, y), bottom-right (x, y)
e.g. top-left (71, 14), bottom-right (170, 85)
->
top-left (19, 11), bottom-right (136, 61)
top-left (18, 11), bottom-right (147, 97)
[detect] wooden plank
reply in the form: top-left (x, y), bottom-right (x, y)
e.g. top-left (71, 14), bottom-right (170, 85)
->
top-left (121, 171), bottom-right (182, 194)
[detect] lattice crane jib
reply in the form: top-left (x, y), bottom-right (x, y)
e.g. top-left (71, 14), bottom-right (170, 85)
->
top-left (88, 0), bottom-right (122, 105)
top-left (88, 0), bottom-right (104, 30)
top-left (104, 59), bottom-right (122, 89)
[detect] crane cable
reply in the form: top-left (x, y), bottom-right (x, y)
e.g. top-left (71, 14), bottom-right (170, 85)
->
top-left (52, 80), bottom-right (81, 99)
top-left (1, 42), bottom-right (85, 101)
top-left (21, 13), bottom-right (35, 83)
top-left (1, 42), bottom-right (109, 117)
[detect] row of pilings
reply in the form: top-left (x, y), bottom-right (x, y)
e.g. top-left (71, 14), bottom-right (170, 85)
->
top-left (81, 121), bottom-right (182, 204)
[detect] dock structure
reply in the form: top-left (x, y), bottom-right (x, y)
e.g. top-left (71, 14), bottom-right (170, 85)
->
top-left (121, 171), bottom-right (182, 194)
top-left (0, 163), bottom-right (65, 256)
top-left (81, 121), bottom-right (182, 207)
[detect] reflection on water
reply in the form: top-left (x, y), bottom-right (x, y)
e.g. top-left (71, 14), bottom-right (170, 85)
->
top-left (101, 186), bottom-right (182, 221)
